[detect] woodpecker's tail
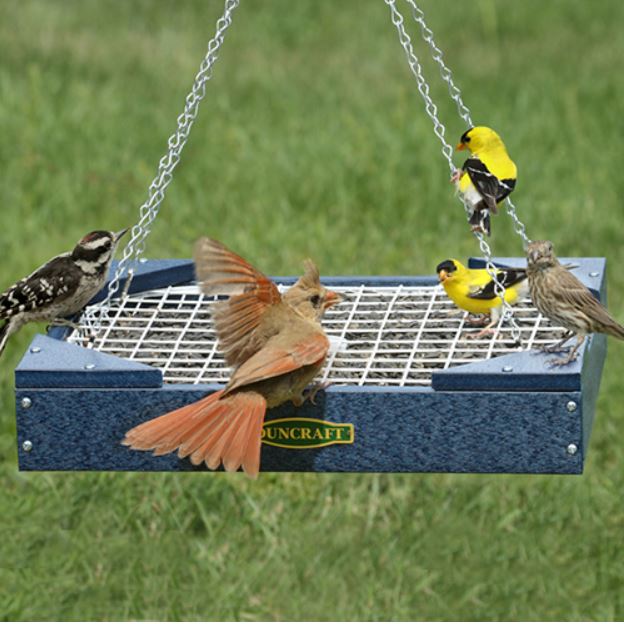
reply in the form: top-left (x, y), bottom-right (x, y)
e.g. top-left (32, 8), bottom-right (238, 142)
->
top-left (122, 389), bottom-right (267, 478)
top-left (0, 321), bottom-right (11, 358)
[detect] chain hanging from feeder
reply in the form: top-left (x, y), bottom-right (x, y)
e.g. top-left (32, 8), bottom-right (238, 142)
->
top-left (83, 0), bottom-right (240, 336)
top-left (384, 0), bottom-right (530, 344)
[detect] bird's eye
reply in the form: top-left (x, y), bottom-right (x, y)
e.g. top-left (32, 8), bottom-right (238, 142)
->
top-left (464, 136), bottom-right (471, 143)
top-left (310, 294), bottom-right (321, 306)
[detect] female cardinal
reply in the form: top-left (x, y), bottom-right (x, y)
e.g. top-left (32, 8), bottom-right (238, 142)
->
top-left (123, 238), bottom-right (342, 477)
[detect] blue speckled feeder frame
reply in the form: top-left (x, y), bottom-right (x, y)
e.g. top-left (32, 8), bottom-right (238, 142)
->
top-left (14, 257), bottom-right (607, 474)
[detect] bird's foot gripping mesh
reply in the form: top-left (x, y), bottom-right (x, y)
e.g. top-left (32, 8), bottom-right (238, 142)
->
top-left (67, 283), bottom-right (568, 387)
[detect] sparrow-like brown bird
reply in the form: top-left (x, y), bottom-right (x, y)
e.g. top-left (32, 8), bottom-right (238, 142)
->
top-left (123, 238), bottom-right (342, 477)
top-left (527, 240), bottom-right (624, 366)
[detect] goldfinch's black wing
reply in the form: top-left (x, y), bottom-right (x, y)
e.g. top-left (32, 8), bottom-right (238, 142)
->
top-left (463, 158), bottom-right (516, 213)
top-left (467, 268), bottom-right (527, 301)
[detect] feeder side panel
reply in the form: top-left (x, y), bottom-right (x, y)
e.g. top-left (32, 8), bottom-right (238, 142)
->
top-left (580, 333), bottom-right (607, 455)
top-left (15, 386), bottom-right (583, 474)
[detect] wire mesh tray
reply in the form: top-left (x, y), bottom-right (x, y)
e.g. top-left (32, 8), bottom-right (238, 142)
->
top-left (68, 283), bottom-right (571, 387)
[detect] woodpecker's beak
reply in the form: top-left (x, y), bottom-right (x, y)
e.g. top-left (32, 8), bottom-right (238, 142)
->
top-left (438, 269), bottom-right (449, 282)
top-left (324, 290), bottom-right (343, 309)
top-left (456, 142), bottom-right (466, 151)
top-left (115, 227), bottom-right (129, 242)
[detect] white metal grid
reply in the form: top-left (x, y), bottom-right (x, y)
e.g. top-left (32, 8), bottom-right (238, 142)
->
top-left (67, 283), bottom-right (567, 387)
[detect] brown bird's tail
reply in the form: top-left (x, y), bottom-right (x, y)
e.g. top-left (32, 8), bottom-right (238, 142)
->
top-left (603, 319), bottom-right (624, 341)
top-left (122, 389), bottom-right (267, 478)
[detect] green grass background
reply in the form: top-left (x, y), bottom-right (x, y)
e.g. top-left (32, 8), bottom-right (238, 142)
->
top-left (2, 0), bottom-right (624, 620)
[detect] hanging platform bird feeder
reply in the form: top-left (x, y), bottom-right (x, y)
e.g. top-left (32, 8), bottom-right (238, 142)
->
top-left (12, 1), bottom-right (611, 475)
top-left (14, 255), bottom-right (607, 474)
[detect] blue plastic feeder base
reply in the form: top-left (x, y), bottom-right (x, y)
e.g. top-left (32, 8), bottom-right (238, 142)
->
top-left (14, 257), bottom-right (608, 474)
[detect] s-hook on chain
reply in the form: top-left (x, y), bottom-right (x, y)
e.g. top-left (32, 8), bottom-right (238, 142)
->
top-left (84, 0), bottom-right (240, 336)
top-left (384, 0), bottom-right (527, 344)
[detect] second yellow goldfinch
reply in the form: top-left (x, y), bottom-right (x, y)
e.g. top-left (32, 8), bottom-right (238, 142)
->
top-left (436, 258), bottom-right (528, 337)
top-left (453, 126), bottom-right (517, 236)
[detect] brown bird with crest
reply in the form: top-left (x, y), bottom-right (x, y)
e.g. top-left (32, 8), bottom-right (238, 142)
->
top-left (122, 238), bottom-right (342, 477)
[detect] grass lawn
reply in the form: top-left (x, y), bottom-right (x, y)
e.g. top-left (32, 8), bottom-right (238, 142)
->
top-left (2, 0), bottom-right (624, 620)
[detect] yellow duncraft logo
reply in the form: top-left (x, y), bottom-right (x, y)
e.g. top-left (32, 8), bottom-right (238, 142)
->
top-left (262, 418), bottom-right (354, 449)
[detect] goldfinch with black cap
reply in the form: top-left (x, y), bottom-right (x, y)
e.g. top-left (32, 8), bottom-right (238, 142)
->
top-left (452, 126), bottom-right (517, 236)
top-left (436, 258), bottom-right (528, 337)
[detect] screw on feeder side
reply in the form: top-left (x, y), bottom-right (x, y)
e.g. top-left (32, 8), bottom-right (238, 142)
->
top-left (566, 400), bottom-right (577, 413)
top-left (502, 365), bottom-right (513, 373)
top-left (589, 271), bottom-right (600, 278)
top-left (30, 346), bottom-right (41, 354)
top-left (566, 443), bottom-right (578, 456)
top-left (22, 440), bottom-right (33, 452)
top-left (84, 363), bottom-right (96, 370)
top-left (20, 397), bottom-right (32, 409)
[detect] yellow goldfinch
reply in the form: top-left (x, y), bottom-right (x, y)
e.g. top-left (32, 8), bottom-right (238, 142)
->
top-left (436, 258), bottom-right (528, 336)
top-left (452, 126), bottom-right (517, 236)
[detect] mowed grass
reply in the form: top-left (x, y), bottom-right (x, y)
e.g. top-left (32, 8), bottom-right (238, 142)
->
top-left (1, 0), bottom-right (624, 620)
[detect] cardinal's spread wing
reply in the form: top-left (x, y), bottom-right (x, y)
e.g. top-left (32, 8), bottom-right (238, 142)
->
top-left (194, 237), bottom-right (282, 366)
top-left (224, 330), bottom-right (330, 394)
top-left (467, 267), bottom-right (527, 301)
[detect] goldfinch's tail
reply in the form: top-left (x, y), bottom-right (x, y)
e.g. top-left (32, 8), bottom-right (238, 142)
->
top-left (470, 208), bottom-right (491, 236)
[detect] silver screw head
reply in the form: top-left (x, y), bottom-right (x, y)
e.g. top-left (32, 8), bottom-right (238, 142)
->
top-left (567, 443), bottom-right (578, 455)
top-left (84, 363), bottom-right (96, 370)
top-left (20, 397), bottom-right (32, 409)
top-left (139, 258), bottom-right (148, 264)
top-left (502, 366), bottom-right (513, 373)
top-left (30, 346), bottom-right (41, 354)
top-left (22, 440), bottom-right (33, 452)
top-left (589, 271), bottom-right (599, 277)
top-left (566, 400), bottom-right (577, 413)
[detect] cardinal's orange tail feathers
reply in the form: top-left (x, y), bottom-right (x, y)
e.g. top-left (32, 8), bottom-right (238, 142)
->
top-left (122, 390), bottom-right (267, 478)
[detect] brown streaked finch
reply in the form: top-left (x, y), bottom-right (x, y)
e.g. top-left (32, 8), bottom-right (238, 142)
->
top-left (527, 240), bottom-right (624, 366)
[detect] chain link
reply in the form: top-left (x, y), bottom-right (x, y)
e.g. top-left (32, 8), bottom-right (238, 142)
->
top-left (504, 196), bottom-right (531, 247)
top-left (87, 0), bottom-right (240, 335)
top-left (385, 0), bottom-right (522, 343)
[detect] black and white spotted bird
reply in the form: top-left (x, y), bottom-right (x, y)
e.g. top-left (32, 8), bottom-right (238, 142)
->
top-left (452, 126), bottom-right (517, 236)
top-left (0, 228), bottom-right (128, 356)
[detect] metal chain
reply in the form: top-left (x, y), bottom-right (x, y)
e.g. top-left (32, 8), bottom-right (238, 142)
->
top-left (385, 0), bottom-right (455, 174)
top-left (403, 0), bottom-right (473, 128)
top-left (86, 0), bottom-right (240, 335)
top-left (504, 196), bottom-right (530, 247)
top-left (385, 0), bottom-right (522, 343)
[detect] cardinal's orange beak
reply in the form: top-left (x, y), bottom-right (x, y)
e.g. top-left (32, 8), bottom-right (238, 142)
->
top-left (456, 142), bottom-right (466, 151)
top-left (438, 269), bottom-right (449, 282)
top-left (324, 290), bottom-right (343, 309)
